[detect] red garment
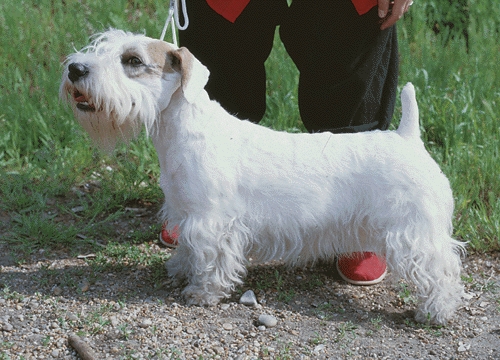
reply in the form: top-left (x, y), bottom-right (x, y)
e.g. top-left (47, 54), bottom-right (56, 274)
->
top-left (206, 0), bottom-right (377, 23)
top-left (351, 0), bottom-right (378, 15)
top-left (206, 0), bottom-right (251, 23)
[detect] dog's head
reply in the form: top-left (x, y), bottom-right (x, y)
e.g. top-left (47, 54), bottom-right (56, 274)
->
top-left (60, 29), bottom-right (209, 151)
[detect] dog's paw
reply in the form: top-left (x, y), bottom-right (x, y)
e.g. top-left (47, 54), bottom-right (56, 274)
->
top-left (414, 308), bottom-right (451, 326)
top-left (182, 285), bottom-right (223, 306)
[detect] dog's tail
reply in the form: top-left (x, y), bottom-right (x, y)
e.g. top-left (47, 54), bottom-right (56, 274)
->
top-left (396, 82), bottom-right (420, 139)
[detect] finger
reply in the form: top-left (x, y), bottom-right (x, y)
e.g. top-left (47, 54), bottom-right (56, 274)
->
top-left (377, 0), bottom-right (391, 19)
top-left (380, 0), bottom-right (407, 30)
top-left (404, 0), bottom-right (414, 13)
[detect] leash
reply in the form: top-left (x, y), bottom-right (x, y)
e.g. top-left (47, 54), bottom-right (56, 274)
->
top-left (159, 0), bottom-right (189, 46)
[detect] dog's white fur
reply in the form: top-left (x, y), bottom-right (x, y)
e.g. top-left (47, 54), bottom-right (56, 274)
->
top-left (61, 30), bottom-right (465, 325)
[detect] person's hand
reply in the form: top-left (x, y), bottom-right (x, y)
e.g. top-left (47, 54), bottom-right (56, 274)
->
top-left (378, 0), bottom-right (413, 30)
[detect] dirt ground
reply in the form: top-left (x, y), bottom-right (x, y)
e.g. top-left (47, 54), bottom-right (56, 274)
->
top-left (1, 206), bottom-right (499, 359)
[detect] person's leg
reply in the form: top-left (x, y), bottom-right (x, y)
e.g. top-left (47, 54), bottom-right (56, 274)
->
top-left (179, 0), bottom-right (288, 123)
top-left (161, 0), bottom-right (287, 246)
top-left (280, 1), bottom-right (397, 284)
top-left (280, 0), bottom-right (398, 133)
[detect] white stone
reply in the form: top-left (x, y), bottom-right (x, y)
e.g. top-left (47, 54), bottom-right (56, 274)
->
top-left (139, 318), bottom-right (153, 328)
top-left (314, 344), bottom-right (325, 353)
top-left (258, 314), bottom-right (277, 328)
top-left (239, 290), bottom-right (258, 306)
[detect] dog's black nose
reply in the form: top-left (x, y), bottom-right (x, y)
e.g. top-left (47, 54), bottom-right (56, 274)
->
top-left (68, 63), bottom-right (89, 83)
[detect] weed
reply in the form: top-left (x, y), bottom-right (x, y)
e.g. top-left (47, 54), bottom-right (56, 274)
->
top-left (299, 274), bottom-right (324, 291)
top-left (5, 212), bottom-right (79, 254)
top-left (370, 315), bottom-right (383, 330)
top-left (313, 302), bottom-right (339, 321)
top-left (473, 271), bottom-right (498, 293)
top-left (309, 331), bottom-right (325, 345)
top-left (461, 274), bottom-right (474, 283)
top-left (262, 342), bottom-right (293, 360)
top-left (336, 321), bottom-right (357, 343)
top-left (118, 323), bottom-right (134, 341)
top-left (156, 346), bottom-right (183, 359)
top-left (57, 317), bottom-right (69, 329)
top-left (255, 272), bottom-right (274, 291)
top-left (398, 282), bottom-right (418, 305)
top-left (1, 286), bottom-right (24, 302)
top-left (277, 289), bottom-right (296, 303)
top-left (78, 304), bottom-right (114, 335)
top-left (273, 270), bottom-right (296, 303)
top-left (477, 280), bottom-right (497, 293)
top-left (149, 256), bottom-right (170, 289)
top-left (404, 317), bottom-right (444, 337)
top-left (41, 336), bottom-right (51, 347)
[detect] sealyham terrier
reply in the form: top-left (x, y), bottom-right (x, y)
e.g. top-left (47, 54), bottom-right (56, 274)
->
top-left (61, 30), bottom-right (465, 325)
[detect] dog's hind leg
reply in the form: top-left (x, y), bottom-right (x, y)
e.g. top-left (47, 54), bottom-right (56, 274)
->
top-left (413, 237), bottom-right (464, 325)
top-left (386, 230), bottom-right (464, 325)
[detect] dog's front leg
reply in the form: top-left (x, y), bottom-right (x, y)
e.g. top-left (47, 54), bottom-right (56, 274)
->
top-left (165, 223), bottom-right (248, 306)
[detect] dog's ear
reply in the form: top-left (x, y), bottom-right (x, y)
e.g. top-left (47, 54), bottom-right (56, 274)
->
top-left (170, 47), bottom-right (209, 103)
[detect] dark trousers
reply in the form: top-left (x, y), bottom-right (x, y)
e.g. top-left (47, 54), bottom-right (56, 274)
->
top-left (179, 0), bottom-right (398, 133)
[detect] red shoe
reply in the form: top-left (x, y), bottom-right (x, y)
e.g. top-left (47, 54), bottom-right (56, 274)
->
top-left (159, 223), bottom-right (179, 248)
top-left (336, 252), bottom-right (387, 285)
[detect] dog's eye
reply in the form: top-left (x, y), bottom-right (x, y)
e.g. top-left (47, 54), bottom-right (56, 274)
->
top-left (124, 56), bottom-right (143, 66)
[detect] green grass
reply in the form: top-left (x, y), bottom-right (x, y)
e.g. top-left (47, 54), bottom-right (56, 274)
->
top-left (0, 0), bottom-right (499, 261)
top-left (395, 1), bottom-right (500, 250)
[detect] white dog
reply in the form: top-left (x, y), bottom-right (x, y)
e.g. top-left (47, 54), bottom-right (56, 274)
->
top-left (61, 29), bottom-right (465, 325)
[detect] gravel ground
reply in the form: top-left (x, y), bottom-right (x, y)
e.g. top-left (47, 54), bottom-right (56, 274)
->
top-left (1, 240), bottom-right (499, 359)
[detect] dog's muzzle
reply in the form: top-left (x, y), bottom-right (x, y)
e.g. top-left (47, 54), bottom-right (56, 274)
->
top-left (67, 63), bottom-right (96, 112)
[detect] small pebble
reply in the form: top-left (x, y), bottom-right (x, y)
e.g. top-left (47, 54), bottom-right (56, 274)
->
top-left (258, 314), bottom-right (278, 328)
top-left (139, 318), bottom-right (153, 328)
top-left (52, 287), bottom-right (62, 296)
top-left (239, 290), bottom-right (258, 306)
top-left (462, 293), bottom-right (474, 301)
top-left (67, 313), bottom-right (78, 322)
top-left (71, 206), bottom-right (85, 213)
top-left (80, 281), bottom-right (90, 292)
top-left (314, 344), bottom-right (325, 353)
top-left (110, 316), bottom-right (119, 327)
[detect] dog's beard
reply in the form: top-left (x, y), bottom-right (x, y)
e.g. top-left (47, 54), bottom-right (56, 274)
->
top-left (61, 76), bottom-right (160, 152)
